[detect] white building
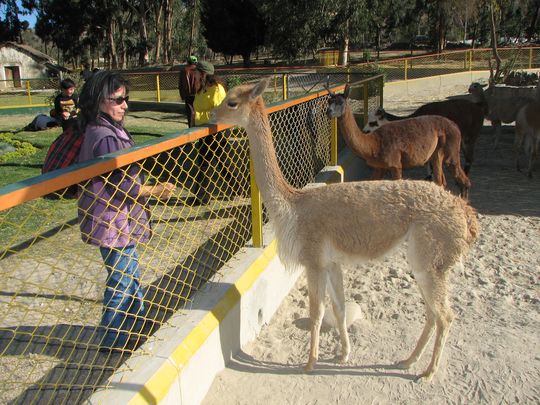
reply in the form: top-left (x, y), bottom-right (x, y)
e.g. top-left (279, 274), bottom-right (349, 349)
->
top-left (0, 42), bottom-right (64, 89)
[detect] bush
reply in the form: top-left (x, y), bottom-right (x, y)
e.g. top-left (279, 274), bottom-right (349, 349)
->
top-left (0, 133), bottom-right (38, 163)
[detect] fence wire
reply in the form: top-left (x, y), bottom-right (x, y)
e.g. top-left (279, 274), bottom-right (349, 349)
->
top-left (2, 47), bottom-right (538, 110)
top-left (0, 75), bottom-right (385, 403)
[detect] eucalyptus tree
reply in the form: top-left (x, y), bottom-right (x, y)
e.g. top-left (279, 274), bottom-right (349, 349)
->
top-left (257, 0), bottom-right (326, 62)
top-left (0, 0), bottom-right (33, 42)
top-left (200, 0), bottom-right (266, 66)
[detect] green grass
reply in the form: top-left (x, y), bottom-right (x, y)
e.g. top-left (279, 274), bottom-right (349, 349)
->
top-left (0, 107), bottom-right (189, 250)
top-left (0, 109), bottom-right (188, 188)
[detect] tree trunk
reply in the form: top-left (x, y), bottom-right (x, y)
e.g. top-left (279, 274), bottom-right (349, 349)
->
top-left (339, 18), bottom-right (350, 66)
top-left (188, 0), bottom-right (198, 58)
top-left (153, 2), bottom-right (163, 63)
top-left (138, 0), bottom-right (149, 66)
top-left (108, 19), bottom-right (118, 69)
top-left (163, 0), bottom-right (174, 65)
top-left (489, 3), bottom-right (502, 84)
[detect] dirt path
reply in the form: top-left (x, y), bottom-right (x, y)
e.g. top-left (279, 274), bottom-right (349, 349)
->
top-left (202, 87), bottom-right (540, 404)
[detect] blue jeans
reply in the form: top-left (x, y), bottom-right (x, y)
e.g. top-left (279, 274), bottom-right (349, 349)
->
top-left (99, 245), bottom-right (145, 348)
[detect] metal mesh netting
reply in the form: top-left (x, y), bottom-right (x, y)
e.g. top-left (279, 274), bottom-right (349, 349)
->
top-left (0, 75), bottom-right (386, 403)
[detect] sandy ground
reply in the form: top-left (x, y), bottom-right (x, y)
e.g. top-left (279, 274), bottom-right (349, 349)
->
top-left (202, 87), bottom-right (540, 404)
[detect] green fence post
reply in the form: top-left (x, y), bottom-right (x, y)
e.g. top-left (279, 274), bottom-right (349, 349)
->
top-left (156, 74), bottom-right (161, 102)
top-left (529, 48), bottom-right (533, 69)
top-left (249, 157), bottom-right (263, 247)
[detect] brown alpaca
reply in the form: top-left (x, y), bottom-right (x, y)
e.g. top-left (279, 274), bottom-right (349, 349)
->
top-left (364, 98), bottom-right (484, 174)
top-left (326, 85), bottom-right (471, 199)
top-left (211, 78), bottom-right (479, 382)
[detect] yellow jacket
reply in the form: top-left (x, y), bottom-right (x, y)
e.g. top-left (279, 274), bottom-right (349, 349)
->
top-left (194, 83), bottom-right (227, 125)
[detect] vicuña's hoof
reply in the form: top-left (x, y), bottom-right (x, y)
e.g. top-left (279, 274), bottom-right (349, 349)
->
top-left (414, 371), bottom-right (434, 383)
top-left (303, 360), bottom-right (315, 372)
top-left (395, 359), bottom-right (414, 370)
top-left (338, 353), bottom-right (349, 364)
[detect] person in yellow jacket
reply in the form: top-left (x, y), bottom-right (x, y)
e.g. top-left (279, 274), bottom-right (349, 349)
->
top-left (193, 61), bottom-right (240, 204)
top-left (193, 61), bottom-right (226, 125)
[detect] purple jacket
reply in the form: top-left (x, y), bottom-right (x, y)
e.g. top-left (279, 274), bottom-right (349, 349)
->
top-left (77, 115), bottom-right (151, 248)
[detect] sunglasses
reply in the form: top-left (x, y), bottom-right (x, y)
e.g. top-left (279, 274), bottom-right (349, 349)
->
top-left (107, 96), bottom-right (129, 105)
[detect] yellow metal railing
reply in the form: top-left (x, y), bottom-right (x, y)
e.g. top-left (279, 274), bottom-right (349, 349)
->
top-left (2, 47), bottom-right (538, 110)
top-left (0, 75), bottom-right (383, 403)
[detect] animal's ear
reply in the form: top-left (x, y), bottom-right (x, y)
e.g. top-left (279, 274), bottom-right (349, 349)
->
top-left (250, 77), bottom-right (271, 100)
top-left (324, 77), bottom-right (335, 96)
top-left (375, 107), bottom-right (385, 118)
top-left (343, 84), bottom-right (350, 98)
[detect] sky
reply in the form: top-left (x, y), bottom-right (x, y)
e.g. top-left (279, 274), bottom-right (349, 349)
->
top-left (16, 0), bottom-right (37, 28)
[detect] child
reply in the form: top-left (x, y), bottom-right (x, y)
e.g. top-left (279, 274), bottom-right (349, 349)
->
top-left (54, 78), bottom-right (79, 130)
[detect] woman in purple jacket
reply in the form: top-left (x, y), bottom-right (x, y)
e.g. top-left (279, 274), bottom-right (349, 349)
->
top-left (77, 71), bottom-right (174, 352)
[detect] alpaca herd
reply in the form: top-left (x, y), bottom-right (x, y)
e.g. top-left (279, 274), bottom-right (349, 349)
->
top-left (208, 76), bottom-right (536, 384)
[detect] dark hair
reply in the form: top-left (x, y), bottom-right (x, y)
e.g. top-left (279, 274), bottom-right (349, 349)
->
top-left (199, 74), bottom-right (225, 94)
top-left (60, 78), bottom-right (76, 89)
top-left (78, 70), bottom-right (130, 130)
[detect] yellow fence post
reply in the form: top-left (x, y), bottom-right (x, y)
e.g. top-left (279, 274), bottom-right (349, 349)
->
top-left (379, 75), bottom-right (384, 108)
top-left (404, 59), bottom-right (408, 81)
top-left (330, 118), bottom-right (338, 166)
top-left (282, 74), bottom-right (288, 100)
top-left (274, 69), bottom-right (278, 99)
top-left (26, 80), bottom-right (32, 105)
top-left (363, 82), bottom-right (369, 127)
top-left (156, 74), bottom-right (161, 102)
top-left (249, 157), bottom-right (263, 247)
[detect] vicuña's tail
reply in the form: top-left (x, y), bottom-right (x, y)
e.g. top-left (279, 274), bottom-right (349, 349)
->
top-left (461, 201), bottom-right (480, 246)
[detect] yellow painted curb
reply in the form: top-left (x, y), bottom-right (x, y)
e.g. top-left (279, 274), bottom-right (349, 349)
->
top-left (128, 240), bottom-right (278, 405)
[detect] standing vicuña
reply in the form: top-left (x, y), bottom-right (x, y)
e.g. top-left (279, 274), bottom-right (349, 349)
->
top-left (326, 85), bottom-right (471, 199)
top-left (211, 78), bottom-right (479, 382)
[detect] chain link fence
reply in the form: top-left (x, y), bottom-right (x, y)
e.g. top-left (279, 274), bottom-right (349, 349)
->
top-left (0, 74), bottom-right (382, 403)
top-left (1, 47), bottom-right (538, 110)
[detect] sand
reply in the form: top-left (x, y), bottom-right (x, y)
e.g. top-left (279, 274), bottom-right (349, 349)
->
top-left (202, 85), bottom-right (540, 404)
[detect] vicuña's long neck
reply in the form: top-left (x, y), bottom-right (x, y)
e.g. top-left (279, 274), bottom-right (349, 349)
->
top-left (245, 101), bottom-right (296, 216)
top-left (338, 105), bottom-right (378, 157)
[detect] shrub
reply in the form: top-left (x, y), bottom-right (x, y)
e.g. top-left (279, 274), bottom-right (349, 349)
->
top-left (0, 133), bottom-right (38, 163)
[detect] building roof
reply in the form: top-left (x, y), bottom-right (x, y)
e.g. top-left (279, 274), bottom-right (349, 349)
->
top-left (0, 41), bottom-right (70, 72)
top-left (0, 41), bottom-right (56, 64)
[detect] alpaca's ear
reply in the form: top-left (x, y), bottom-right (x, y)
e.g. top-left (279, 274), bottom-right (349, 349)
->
top-left (250, 77), bottom-right (270, 100)
top-left (324, 78), bottom-right (334, 96)
top-left (343, 84), bottom-right (350, 98)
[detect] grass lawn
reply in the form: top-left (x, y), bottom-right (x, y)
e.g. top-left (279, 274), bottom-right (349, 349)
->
top-left (0, 106), bottom-right (189, 248)
top-left (0, 107), bottom-right (188, 188)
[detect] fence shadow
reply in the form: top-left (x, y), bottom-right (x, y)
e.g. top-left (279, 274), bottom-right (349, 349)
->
top-left (4, 203), bottom-right (251, 404)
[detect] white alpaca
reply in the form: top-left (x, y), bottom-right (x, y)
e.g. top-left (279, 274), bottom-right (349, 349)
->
top-left (211, 78), bottom-right (479, 382)
top-left (515, 98), bottom-right (540, 177)
top-left (468, 82), bottom-right (533, 148)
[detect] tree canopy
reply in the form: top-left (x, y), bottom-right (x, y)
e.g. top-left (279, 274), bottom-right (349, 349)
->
top-left (2, 0), bottom-right (538, 69)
